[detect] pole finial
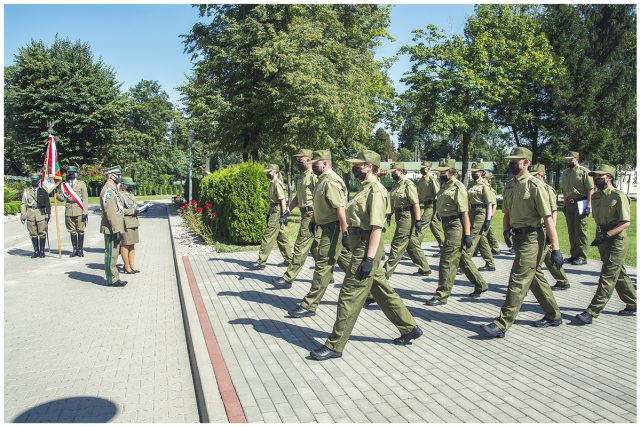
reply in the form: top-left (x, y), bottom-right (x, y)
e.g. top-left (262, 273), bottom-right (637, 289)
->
top-left (47, 119), bottom-right (55, 134)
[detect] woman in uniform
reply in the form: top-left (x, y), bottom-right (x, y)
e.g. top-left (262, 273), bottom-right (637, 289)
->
top-left (119, 177), bottom-right (140, 274)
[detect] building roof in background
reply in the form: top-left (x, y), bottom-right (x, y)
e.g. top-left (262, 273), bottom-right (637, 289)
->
top-left (380, 161), bottom-right (495, 172)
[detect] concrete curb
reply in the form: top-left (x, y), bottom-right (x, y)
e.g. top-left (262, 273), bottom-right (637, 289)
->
top-left (167, 205), bottom-right (229, 423)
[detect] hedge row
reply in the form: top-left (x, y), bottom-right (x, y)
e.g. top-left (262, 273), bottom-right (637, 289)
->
top-left (5, 201), bottom-right (21, 215)
top-left (199, 162), bottom-right (269, 244)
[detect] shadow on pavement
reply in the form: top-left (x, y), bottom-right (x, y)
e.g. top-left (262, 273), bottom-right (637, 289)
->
top-left (13, 396), bottom-right (117, 422)
top-left (218, 290), bottom-right (337, 311)
top-left (6, 248), bottom-right (34, 257)
top-left (65, 271), bottom-right (106, 286)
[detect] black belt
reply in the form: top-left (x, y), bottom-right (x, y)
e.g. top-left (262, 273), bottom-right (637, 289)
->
top-left (512, 225), bottom-right (543, 235)
top-left (394, 205), bottom-right (412, 214)
top-left (269, 202), bottom-right (279, 208)
top-left (567, 196), bottom-right (587, 204)
top-left (421, 200), bottom-right (435, 206)
top-left (348, 226), bottom-right (370, 237)
top-left (300, 206), bottom-right (313, 214)
top-left (440, 214), bottom-right (460, 224)
top-left (597, 224), bottom-right (617, 233)
top-left (470, 204), bottom-right (485, 209)
top-left (318, 220), bottom-right (339, 228)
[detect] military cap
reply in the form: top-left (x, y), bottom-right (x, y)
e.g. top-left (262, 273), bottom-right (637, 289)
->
top-left (470, 162), bottom-right (485, 172)
top-left (420, 161), bottom-right (432, 169)
top-left (505, 147), bottom-right (532, 161)
top-left (434, 158), bottom-right (456, 171)
top-left (122, 177), bottom-right (135, 185)
top-left (310, 149), bottom-right (331, 163)
top-left (29, 173), bottom-right (40, 180)
top-left (66, 166), bottom-right (78, 173)
top-left (293, 149), bottom-right (313, 158)
top-left (103, 165), bottom-right (122, 175)
top-left (484, 172), bottom-right (494, 179)
top-left (389, 162), bottom-right (407, 172)
top-left (563, 151), bottom-right (579, 160)
top-left (588, 164), bottom-right (616, 178)
top-left (263, 164), bottom-right (280, 173)
top-left (530, 164), bottom-right (546, 174)
top-left (346, 150), bottom-right (381, 167)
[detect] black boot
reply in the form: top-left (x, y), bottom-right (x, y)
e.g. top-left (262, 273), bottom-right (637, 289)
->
top-left (38, 236), bottom-right (46, 258)
top-left (77, 233), bottom-right (85, 257)
top-left (31, 237), bottom-right (39, 258)
top-left (70, 233), bottom-right (78, 257)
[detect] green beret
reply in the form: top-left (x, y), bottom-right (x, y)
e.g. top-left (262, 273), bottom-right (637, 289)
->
top-left (103, 165), bottom-right (122, 175)
top-left (66, 166), bottom-right (78, 173)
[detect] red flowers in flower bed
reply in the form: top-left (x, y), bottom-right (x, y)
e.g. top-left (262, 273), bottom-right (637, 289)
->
top-left (205, 203), bottom-right (213, 210)
top-left (210, 211), bottom-right (217, 218)
top-left (196, 207), bottom-right (203, 213)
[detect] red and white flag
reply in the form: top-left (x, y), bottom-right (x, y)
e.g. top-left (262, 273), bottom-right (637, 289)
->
top-left (60, 182), bottom-right (84, 210)
top-left (41, 133), bottom-right (62, 193)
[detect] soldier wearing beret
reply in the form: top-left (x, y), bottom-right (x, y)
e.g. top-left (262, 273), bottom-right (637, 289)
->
top-left (20, 174), bottom-right (51, 258)
top-left (575, 164), bottom-right (636, 324)
top-left (56, 166), bottom-right (89, 257)
top-left (562, 151), bottom-right (595, 265)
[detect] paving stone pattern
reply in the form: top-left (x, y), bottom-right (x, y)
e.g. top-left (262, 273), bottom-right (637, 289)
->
top-left (4, 204), bottom-right (199, 422)
top-left (190, 245), bottom-right (637, 423)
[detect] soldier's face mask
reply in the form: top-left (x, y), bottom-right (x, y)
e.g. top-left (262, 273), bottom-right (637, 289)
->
top-left (566, 160), bottom-right (576, 168)
top-left (471, 173), bottom-right (479, 181)
top-left (312, 162), bottom-right (324, 176)
top-left (594, 176), bottom-right (609, 191)
top-left (438, 172), bottom-right (450, 183)
top-left (420, 169), bottom-right (427, 176)
top-left (352, 165), bottom-right (367, 182)
top-left (31, 179), bottom-right (39, 187)
top-left (114, 175), bottom-right (122, 184)
top-left (391, 171), bottom-right (402, 182)
top-left (266, 172), bottom-right (274, 180)
top-left (68, 173), bottom-right (76, 180)
top-left (508, 160), bottom-right (523, 176)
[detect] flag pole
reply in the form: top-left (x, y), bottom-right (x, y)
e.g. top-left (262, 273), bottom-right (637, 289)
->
top-left (48, 121), bottom-right (62, 258)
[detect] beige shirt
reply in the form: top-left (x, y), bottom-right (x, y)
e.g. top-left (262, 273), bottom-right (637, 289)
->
top-left (503, 172), bottom-right (551, 228)
top-left (390, 177), bottom-right (419, 210)
top-left (592, 186), bottom-right (631, 238)
top-left (346, 176), bottom-right (388, 230)
top-left (100, 182), bottom-right (124, 234)
top-left (562, 165), bottom-right (594, 198)
top-left (436, 178), bottom-right (468, 217)
top-left (313, 169), bottom-right (347, 225)
top-left (296, 169), bottom-right (316, 209)
top-left (417, 174), bottom-right (440, 201)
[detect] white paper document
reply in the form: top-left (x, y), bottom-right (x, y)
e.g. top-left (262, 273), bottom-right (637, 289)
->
top-left (136, 202), bottom-right (153, 214)
top-left (576, 199), bottom-right (587, 215)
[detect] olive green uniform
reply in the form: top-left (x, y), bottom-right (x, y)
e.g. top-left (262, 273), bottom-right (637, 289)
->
top-left (21, 187), bottom-right (50, 237)
top-left (466, 177), bottom-right (495, 268)
top-left (484, 187), bottom-right (500, 253)
top-left (100, 182), bottom-right (125, 285)
top-left (417, 174), bottom-right (444, 245)
top-left (257, 179), bottom-right (292, 265)
top-left (120, 191), bottom-right (140, 245)
top-left (433, 178), bottom-right (487, 302)
top-left (56, 179), bottom-right (89, 234)
top-left (324, 176), bottom-right (416, 352)
top-left (586, 187), bottom-right (636, 316)
top-left (383, 177), bottom-right (430, 276)
top-left (541, 183), bottom-right (569, 286)
top-left (283, 169), bottom-right (318, 283)
top-left (562, 165), bottom-right (594, 260)
top-left (492, 172), bottom-right (561, 332)
top-left (299, 169), bottom-right (349, 312)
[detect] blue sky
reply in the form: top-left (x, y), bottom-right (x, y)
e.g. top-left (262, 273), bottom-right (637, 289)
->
top-left (5, 4), bottom-right (474, 107)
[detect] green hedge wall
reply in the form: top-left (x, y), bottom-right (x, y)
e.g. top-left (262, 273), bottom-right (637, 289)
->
top-left (4, 201), bottom-right (21, 215)
top-left (199, 162), bottom-right (269, 244)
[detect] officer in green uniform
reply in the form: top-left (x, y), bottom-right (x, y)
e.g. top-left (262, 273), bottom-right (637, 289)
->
top-left (20, 174), bottom-right (51, 258)
top-left (531, 164), bottom-right (571, 290)
top-left (417, 161), bottom-right (444, 254)
top-left (310, 150), bottom-right (422, 361)
top-left (466, 162), bottom-right (495, 271)
top-left (253, 164), bottom-right (292, 269)
top-left (288, 150), bottom-right (350, 318)
top-left (383, 162), bottom-right (431, 278)
top-left (481, 147), bottom-right (564, 338)
top-left (561, 151), bottom-right (594, 265)
top-left (575, 164), bottom-right (636, 324)
top-left (119, 177), bottom-right (140, 274)
top-left (482, 172), bottom-right (501, 254)
top-left (425, 159), bottom-right (488, 305)
top-left (100, 166), bottom-right (127, 287)
top-left (272, 149), bottom-right (319, 287)
top-left (56, 166), bottom-right (89, 257)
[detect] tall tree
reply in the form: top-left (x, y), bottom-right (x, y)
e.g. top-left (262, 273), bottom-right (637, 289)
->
top-left (371, 127), bottom-right (396, 161)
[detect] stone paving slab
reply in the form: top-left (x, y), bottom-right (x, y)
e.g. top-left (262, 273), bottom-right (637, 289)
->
top-left (188, 244), bottom-right (637, 423)
top-left (4, 203), bottom-right (199, 422)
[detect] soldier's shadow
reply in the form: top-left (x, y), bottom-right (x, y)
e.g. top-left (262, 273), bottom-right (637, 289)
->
top-left (6, 248), bottom-right (34, 257)
top-left (218, 290), bottom-right (336, 311)
top-left (229, 317), bottom-right (391, 351)
top-left (65, 271), bottom-right (105, 286)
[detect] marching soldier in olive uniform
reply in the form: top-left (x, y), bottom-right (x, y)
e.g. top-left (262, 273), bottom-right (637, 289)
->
top-left (466, 162), bottom-right (495, 271)
top-left (20, 174), bottom-right (51, 258)
top-left (482, 172), bottom-right (501, 254)
top-left (417, 161), bottom-right (444, 254)
top-left (100, 166), bottom-right (127, 287)
top-left (562, 151), bottom-right (594, 265)
top-left (531, 164), bottom-right (571, 290)
top-left (310, 150), bottom-right (422, 361)
top-left (481, 148), bottom-right (564, 338)
top-left (119, 177), bottom-right (140, 274)
top-left (383, 162), bottom-right (431, 278)
top-left (288, 150), bottom-right (350, 318)
top-left (575, 164), bottom-right (636, 324)
top-left (56, 166), bottom-right (89, 257)
top-left (253, 164), bottom-right (292, 269)
top-left (273, 150), bottom-right (319, 287)
top-left (425, 159), bottom-right (488, 305)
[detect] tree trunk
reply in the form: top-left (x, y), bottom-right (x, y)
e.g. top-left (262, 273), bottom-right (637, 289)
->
top-left (461, 131), bottom-right (471, 186)
top-left (527, 119), bottom-right (539, 163)
top-left (511, 125), bottom-right (520, 146)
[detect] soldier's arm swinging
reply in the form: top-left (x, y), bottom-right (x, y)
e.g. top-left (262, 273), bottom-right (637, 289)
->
top-left (543, 215), bottom-right (560, 250)
top-left (367, 226), bottom-right (383, 258)
top-left (461, 211), bottom-right (471, 235)
top-left (412, 202), bottom-right (420, 220)
top-left (603, 221), bottom-right (630, 238)
top-left (279, 197), bottom-right (287, 213)
top-left (336, 206), bottom-right (348, 234)
top-left (287, 196), bottom-right (298, 213)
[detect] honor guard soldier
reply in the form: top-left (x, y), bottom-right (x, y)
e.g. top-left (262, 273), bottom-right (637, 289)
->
top-left (119, 177), bottom-right (140, 274)
top-left (20, 174), bottom-right (51, 258)
top-left (100, 166), bottom-right (127, 287)
top-left (481, 147), bottom-right (564, 338)
top-left (288, 150), bottom-right (350, 318)
top-left (253, 164), bottom-right (292, 269)
top-left (310, 150), bottom-right (422, 361)
top-left (383, 162), bottom-right (431, 278)
top-left (575, 164), bottom-right (636, 324)
top-left (56, 166), bottom-right (89, 257)
top-left (466, 162), bottom-right (496, 271)
top-left (530, 164), bottom-right (571, 290)
top-left (425, 159), bottom-right (488, 305)
top-left (561, 151), bottom-right (595, 265)
top-left (417, 161), bottom-right (445, 255)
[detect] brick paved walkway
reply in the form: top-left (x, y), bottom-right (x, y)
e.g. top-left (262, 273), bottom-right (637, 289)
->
top-left (4, 203), bottom-right (199, 422)
top-left (188, 244), bottom-right (637, 423)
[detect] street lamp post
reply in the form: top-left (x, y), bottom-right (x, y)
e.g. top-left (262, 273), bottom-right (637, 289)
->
top-left (188, 130), bottom-right (194, 202)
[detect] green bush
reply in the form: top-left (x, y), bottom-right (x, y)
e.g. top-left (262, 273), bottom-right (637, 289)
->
top-left (199, 162), bottom-right (269, 244)
top-left (4, 201), bottom-right (21, 215)
top-left (4, 187), bottom-right (19, 203)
